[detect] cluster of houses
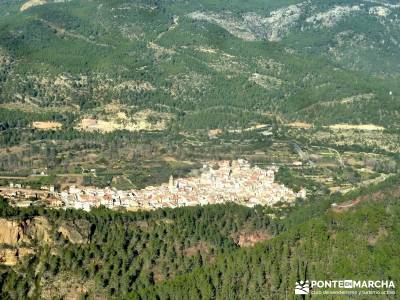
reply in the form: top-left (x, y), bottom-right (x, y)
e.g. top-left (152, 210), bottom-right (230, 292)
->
top-left (60, 159), bottom-right (306, 211)
top-left (2, 160), bottom-right (306, 212)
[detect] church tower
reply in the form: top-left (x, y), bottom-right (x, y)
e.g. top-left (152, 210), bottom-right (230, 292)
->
top-left (169, 175), bottom-right (174, 191)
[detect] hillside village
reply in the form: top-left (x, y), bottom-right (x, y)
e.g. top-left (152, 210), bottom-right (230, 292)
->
top-left (1, 160), bottom-right (306, 211)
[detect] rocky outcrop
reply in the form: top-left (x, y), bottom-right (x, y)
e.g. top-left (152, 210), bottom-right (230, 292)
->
top-left (0, 216), bottom-right (92, 247)
top-left (187, 11), bottom-right (258, 41)
top-left (187, 3), bottom-right (305, 42)
top-left (188, 3), bottom-right (397, 43)
top-left (40, 272), bottom-right (101, 300)
top-left (0, 217), bottom-right (53, 265)
top-left (0, 247), bottom-right (34, 266)
top-left (236, 231), bottom-right (271, 247)
top-left (58, 220), bottom-right (89, 244)
top-left (0, 216), bottom-right (93, 266)
top-left (0, 248), bottom-right (19, 266)
top-left (20, 0), bottom-right (69, 12)
top-left (0, 217), bottom-right (53, 246)
top-left (0, 219), bottom-right (26, 245)
top-left (244, 3), bottom-right (305, 41)
top-left (26, 216), bottom-right (52, 244)
top-left (306, 5), bottom-right (361, 28)
top-left (20, 0), bottom-right (47, 12)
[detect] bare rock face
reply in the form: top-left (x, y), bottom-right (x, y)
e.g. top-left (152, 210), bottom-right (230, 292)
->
top-left (0, 248), bottom-right (18, 265)
top-left (236, 231), bottom-right (271, 247)
top-left (0, 247), bottom-right (34, 266)
top-left (0, 216), bottom-right (90, 248)
top-left (0, 218), bottom-right (32, 266)
top-left (0, 217), bottom-right (53, 265)
top-left (20, 0), bottom-right (47, 12)
top-left (0, 217), bottom-right (53, 246)
top-left (0, 219), bottom-right (26, 245)
top-left (58, 220), bottom-right (90, 244)
top-left (27, 216), bottom-right (52, 244)
top-left (40, 272), bottom-right (102, 300)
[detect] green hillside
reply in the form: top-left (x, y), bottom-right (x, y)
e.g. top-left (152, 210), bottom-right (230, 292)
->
top-left (0, 0), bottom-right (399, 198)
top-left (140, 179), bottom-right (400, 299)
top-left (0, 0), bottom-right (399, 128)
top-left (0, 2), bottom-right (399, 297)
top-left (0, 175), bottom-right (399, 299)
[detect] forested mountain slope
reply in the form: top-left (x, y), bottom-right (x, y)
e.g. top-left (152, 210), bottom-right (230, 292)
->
top-left (0, 2), bottom-right (399, 298)
top-left (0, 175), bottom-right (399, 299)
top-left (0, 0), bottom-right (399, 128)
top-left (139, 179), bottom-right (400, 299)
